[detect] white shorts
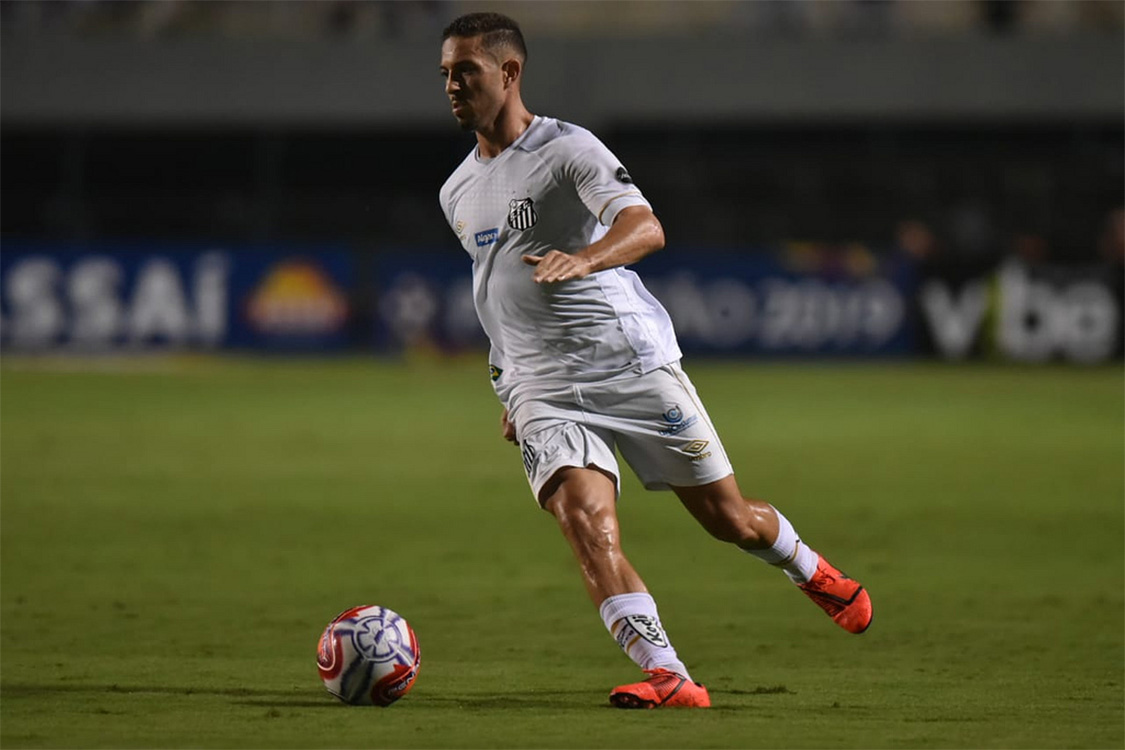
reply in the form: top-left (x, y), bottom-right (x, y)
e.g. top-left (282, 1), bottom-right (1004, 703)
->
top-left (508, 362), bottom-right (734, 505)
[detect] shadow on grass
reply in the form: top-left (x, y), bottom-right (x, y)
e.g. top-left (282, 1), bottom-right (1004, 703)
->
top-left (2, 682), bottom-right (597, 710)
top-left (233, 695), bottom-right (599, 710)
top-left (714, 685), bottom-right (796, 696)
top-left (1, 682), bottom-right (325, 701)
top-left (2, 682), bottom-right (784, 712)
top-left (232, 699), bottom-right (342, 709)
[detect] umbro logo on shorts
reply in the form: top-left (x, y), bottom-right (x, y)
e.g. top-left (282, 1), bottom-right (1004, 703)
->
top-left (508, 197), bottom-right (538, 230)
top-left (683, 440), bottom-right (709, 455)
top-left (681, 439), bottom-right (713, 462)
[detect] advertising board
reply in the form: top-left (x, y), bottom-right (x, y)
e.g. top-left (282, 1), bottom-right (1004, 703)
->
top-left (0, 243), bottom-right (354, 351)
top-left (4, 242), bottom-right (1118, 363)
top-left (373, 245), bottom-right (917, 357)
top-left (919, 259), bottom-right (1122, 363)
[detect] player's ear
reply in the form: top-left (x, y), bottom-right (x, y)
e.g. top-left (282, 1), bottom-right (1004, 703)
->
top-left (501, 58), bottom-right (521, 88)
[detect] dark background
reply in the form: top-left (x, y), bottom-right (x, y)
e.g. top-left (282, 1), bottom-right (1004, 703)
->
top-left (3, 0), bottom-right (1122, 264)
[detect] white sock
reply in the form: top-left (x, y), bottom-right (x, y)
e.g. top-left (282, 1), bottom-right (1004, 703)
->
top-left (744, 505), bottom-right (819, 583)
top-left (598, 592), bottom-right (690, 680)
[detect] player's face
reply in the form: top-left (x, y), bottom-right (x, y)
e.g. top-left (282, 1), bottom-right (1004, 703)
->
top-left (440, 36), bottom-right (506, 132)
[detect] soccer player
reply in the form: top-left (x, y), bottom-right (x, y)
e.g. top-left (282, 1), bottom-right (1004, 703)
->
top-left (438, 12), bottom-right (872, 709)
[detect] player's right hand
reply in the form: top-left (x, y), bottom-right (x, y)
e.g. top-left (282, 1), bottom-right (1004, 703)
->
top-left (501, 407), bottom-right (518, 444)
top-left (521, 250), bottom-right (593, 284)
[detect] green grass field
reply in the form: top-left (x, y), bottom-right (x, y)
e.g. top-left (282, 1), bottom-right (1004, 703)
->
top-left (1, 356), bottom-right (1122, 749)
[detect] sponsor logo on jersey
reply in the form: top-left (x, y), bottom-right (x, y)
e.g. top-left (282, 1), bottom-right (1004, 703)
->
top-left (658, 404), bottom-right (699, 436)
top-left (615, 166), bottom-right (633, 184)
top-left (507, 197), bottom-right (538, 230)
top-left (475, 227), bottom-right (499, 247)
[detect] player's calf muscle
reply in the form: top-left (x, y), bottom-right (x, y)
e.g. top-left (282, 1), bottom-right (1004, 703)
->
top-left (674, 482), bottom-right (778, 549)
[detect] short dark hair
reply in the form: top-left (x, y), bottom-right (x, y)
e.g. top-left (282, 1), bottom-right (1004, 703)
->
top-left (442, 12), bottom-right (527, 62)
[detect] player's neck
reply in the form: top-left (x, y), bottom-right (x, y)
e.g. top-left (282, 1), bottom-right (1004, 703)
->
top-left (476, 103), bottom-right (534, 159)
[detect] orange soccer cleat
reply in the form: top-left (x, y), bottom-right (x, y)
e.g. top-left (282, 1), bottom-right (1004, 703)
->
top-left (799, 553), bottom-right (873, 634)
top-left (609, 668), bottom-right (711, 709)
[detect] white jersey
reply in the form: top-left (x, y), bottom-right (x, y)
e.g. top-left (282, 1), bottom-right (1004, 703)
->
top-left (439, 115), bottom-right (681, 407)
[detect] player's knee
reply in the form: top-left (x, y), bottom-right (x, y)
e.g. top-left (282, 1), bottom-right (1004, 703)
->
top-left (545, 477), bottom-right (620, 554)
top-left (560, 505), bottom-right (620, 555)
top-left (550, 491), bottom-right (608, 538)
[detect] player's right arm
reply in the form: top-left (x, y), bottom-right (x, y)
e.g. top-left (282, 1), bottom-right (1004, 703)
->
top-left (522, 125), bottom-right (661, 284)
top-left (522, 205), bottom-right (664, 283)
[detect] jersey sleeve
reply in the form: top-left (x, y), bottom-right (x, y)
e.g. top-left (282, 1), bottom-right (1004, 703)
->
top-left (561, 130), bottom-right (651, 227)
top-left (438, 182), bottom-right (455, 229)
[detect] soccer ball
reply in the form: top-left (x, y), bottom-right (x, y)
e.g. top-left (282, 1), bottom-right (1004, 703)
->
top-left (316, 605), bottom-right (420, 706)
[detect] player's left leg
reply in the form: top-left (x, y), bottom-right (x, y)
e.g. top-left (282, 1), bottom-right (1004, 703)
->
top-left (599, 362), bottom-right (872, 634)
top-left (672, 476), bottom-right (873, 634)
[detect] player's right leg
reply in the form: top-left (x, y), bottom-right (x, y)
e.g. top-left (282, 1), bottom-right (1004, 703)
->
top-left (536, 465), bottom-right (709, 708)
top-left (538, 465), bottom-right (645, 603)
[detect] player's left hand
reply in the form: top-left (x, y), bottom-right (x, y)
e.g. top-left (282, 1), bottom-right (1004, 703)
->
top-left (522, 250), bottom-right (593, 284)
top-left (500, 407), bottom-right (517, 444)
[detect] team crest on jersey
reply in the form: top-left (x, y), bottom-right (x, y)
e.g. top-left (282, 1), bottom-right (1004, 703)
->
top-left (508, 197), bottom-right (538, 230)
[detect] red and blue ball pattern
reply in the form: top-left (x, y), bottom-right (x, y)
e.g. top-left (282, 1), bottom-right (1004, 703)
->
top-left (317, 605), bottom-right (420, 706)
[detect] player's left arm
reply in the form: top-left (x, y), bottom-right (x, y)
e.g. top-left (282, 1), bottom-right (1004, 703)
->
top-left (521, 205), bottom-right (664, 284)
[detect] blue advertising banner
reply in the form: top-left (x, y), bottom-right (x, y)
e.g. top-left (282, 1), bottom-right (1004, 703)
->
top-left (642, 246), bottom-right (917, 356)
top-left (373, 251), bottom-right (486, 353)
top-left (0, 242), bottom-right (354, 351)
top-left (6, 241), bottom-right (1118, 362)
top-left (919, 258), bottom-right (1122, 363)
top-left (372, 245), bottom-right (917, 357)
